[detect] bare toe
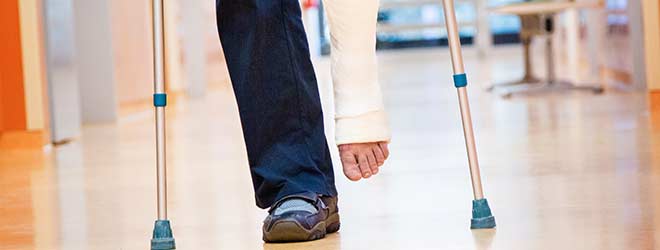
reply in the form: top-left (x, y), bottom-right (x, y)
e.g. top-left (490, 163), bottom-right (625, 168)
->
top-left (357, 154), bottom-right (372, 178)
top-left (365, 148), bottom-right (379, 174)
top-left (344, 163), bottom-right (362, 181)
top-left (378, 142), bottom-right (390, 159)
top-left (373, 145), bottom-right (385, 166)
top-left (339, 149), bottom-right (361, 181)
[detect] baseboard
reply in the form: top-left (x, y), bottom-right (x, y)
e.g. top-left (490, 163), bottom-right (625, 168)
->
top-left (0, 130), bottom-right (48, 149)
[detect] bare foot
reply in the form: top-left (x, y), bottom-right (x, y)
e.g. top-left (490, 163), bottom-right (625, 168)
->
top-left (338, 142), bottom-right (389, 181)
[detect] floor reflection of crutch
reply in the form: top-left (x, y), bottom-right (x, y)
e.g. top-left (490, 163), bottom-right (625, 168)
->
top-left (441, 0), bottom-right (496, 229)
top-left (150, 0), bottom-right (176, 249)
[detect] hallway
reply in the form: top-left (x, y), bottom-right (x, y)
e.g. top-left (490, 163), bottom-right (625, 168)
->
top-left (2, 47), bottom-right (660, 250)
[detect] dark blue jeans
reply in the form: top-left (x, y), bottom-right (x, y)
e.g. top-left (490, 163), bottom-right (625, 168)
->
top-left (216, 0), bottom-right (338, 208)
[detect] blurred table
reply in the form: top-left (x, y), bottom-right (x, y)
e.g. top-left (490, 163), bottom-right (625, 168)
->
top-left (487, 1), bottom-right (604, 98)
top-left (493, 1), bottom-right (596, 15)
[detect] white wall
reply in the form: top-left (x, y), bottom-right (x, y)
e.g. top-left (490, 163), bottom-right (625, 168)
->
top-left (628, 0), bottom-right (648, 89)
top-left (74, 0), bottom-right (119, 123)
top-left (180, 0), bottom-right (207, 97)
top-left (110, 0), bottom-right (154, 104)
top-left (42, 0), bottom-right (82, 143)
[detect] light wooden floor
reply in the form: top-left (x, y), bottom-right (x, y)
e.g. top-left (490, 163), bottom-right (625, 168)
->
top-left (2, 47), bottom-right (660, 250)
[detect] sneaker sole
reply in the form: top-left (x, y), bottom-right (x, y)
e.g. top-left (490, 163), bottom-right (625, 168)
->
top-left (263, 213), bottom-right (340, 243)
top-left (326, 213), bottom-right (340, 234)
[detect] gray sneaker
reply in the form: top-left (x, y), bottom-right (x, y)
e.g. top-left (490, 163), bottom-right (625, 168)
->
top-left (262, 196), bottom-right (340, 243)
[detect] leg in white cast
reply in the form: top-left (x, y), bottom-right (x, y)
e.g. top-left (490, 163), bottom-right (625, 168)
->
top-left (323, 0), bottom-right (391, 181)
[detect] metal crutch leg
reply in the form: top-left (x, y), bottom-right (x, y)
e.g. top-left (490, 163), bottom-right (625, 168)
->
top-left (150, 0), bottom-right (176, 249)
top-left (441, 0), bottom-right (496, 229)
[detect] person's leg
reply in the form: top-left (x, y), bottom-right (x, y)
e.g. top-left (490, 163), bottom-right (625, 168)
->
top-left (216, 0), bottom-right (337, 209)
top-left (323, 0), bottom-right (392, 181)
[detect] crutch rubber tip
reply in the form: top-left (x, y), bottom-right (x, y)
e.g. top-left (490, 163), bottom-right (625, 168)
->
top-left (151, 220), bottom-right (176, 250)
top-left (470, 198), bottom-right (496, 229)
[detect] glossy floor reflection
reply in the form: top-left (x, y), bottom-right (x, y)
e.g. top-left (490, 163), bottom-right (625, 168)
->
top-left (2, 47), bottom-right (660, 250)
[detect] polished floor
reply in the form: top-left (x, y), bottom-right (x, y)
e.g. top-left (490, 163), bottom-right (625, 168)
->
top-left (2, 47), bottom-right (660, 250)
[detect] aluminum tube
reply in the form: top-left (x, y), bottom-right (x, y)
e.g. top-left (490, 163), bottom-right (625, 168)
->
top-left (153, 0), bottom-right (168, 220)
top-left (442, 0), bottom-right (485, 200)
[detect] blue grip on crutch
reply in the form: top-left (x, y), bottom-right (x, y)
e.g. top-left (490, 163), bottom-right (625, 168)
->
top-left (153, 93), bottom-right (167, 107)
top-left (453, 73), bottom-right (468, 88)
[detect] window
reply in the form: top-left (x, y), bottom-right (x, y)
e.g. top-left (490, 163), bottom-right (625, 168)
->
top-left (318, 0), bottom-right (527, 52)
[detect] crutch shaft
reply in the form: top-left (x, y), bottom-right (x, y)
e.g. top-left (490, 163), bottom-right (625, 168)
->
top-left (457, 88), bottom-right (484, 200)
top-left (153, 0), bottom-right (168, 220)
top-left (150, 1), bottom-right (176, 248)
top-left (442, 0), bottom-right (465, 74)
top-left (153, 0), bottom-right (165, 93)
top-left (441, 0), bottom-right (485, 200)
top-left (156, 108), bottom-right (167, 219)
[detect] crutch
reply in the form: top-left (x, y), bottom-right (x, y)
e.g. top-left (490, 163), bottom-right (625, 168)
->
top-left (150, 0), bottom-right (176, 249)
top-left (441, 0), bottom-right (496, 229)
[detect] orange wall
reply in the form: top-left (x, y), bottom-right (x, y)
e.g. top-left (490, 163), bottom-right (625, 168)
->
top-left (0, 0), bottom-right (28, 132)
